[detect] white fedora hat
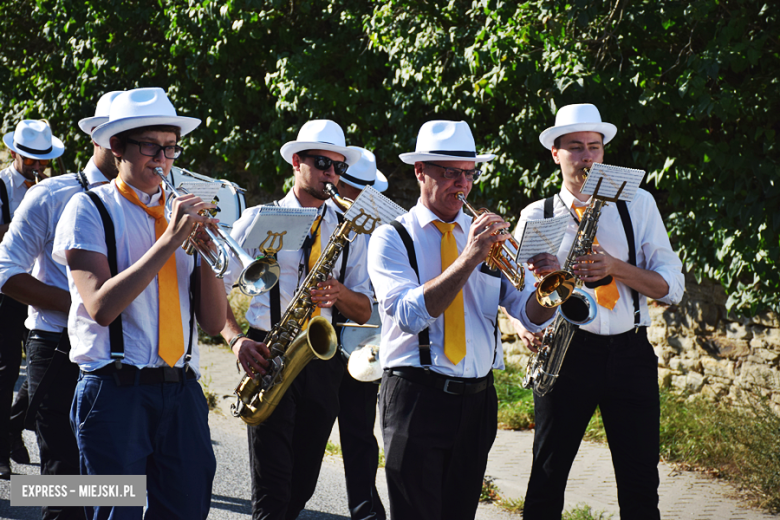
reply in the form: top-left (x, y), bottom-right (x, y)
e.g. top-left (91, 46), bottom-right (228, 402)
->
top-left (280, 119), bottom-right (361, 166)
top-left (91, 87), bottom-right (201, 149)
top-left (341, 146), bottom-right (388, 193)
top-left (399, 120), bottom-right (495, 164)
top-left (3, 120), bottom-right (65, 161)
top-left (78, 90), bottom-right (124, 136)
top-left (539, 103), bottom-right (617, 150)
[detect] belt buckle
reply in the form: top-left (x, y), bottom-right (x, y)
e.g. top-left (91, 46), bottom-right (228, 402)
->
top-left (442, 379), bottom-right (464, 395)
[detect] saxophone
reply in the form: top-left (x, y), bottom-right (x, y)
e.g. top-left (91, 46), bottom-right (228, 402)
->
top-left (522, 186), bottom-right (612, 396)
top-left (231, 183), bottom-right (379, 425)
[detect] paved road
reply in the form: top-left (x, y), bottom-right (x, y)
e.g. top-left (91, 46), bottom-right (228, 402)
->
top-left (1, 345), bottom-right (778, 519)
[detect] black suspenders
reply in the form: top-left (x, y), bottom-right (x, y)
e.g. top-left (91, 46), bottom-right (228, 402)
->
top-left (85, 192), bottom-right (196, 367)
top-left (389, 221), bottom-right (432, 366)
top-left (544, 195), bottom-right (640, 326)
top-left (0, 179), bottom-right (11, 224)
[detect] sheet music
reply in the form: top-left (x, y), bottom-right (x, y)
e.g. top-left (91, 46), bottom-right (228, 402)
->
top-left (344, 186), bottom-right (407, 228)
top-left (515, 215), bottom-right (570, 262)
top-left (580, 163), bottom-right (645, 202)
top-left (177, 182), bottom-right (221, 203)
top-left (243, 206), bottom-right (317, 252)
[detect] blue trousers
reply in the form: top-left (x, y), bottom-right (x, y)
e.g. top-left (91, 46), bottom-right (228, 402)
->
top-left (70, 371), bottom-right (216, 520)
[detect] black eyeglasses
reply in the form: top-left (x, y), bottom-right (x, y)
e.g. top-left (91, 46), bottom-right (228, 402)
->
top-left (126, 138), bottom-right (183, 159)
top-left (423, 162), bottom-right (482, 181)
top-left (298, 153), bottom-right (349, 176)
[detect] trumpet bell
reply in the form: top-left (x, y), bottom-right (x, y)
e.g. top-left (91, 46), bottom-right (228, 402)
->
top-left (536, 270), bottom-right (576, 308)
top-left (239, 258), bottom-right (281, 296)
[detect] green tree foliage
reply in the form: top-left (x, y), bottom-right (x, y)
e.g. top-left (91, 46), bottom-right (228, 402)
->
top-left (1, 0), bottom-right (777, 315)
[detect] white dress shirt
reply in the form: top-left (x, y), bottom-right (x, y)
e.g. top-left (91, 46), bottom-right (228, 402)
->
top-left (0, 165), bottom-right (30, 224)
top-left (0, 159), bottom-right (110, 332)
top-left (367, 200), bottom-right (553, 379)
top-left (517, 186), bottom-right (684, 336)
top-left (53, 180), bottom-right (200, 374)
top-left (222, 190), bottom-right (372, 331)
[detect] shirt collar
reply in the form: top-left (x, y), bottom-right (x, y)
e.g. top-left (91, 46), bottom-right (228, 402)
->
top-left (114, 178), bottom-right (162, 206)
top-left (559, 184), bottom-right (589, 209)
top-left (83, 158), bottom-right (110, 187)
top-left (413, 198), bottom-right (471, 233)
top-left (282, 189), bottom-right (334, 223)
top-left (10, 166), bottom-right (28, 189)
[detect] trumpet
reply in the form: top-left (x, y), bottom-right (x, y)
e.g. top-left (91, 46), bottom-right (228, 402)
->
top-left (154, 167), bottom-right (280, 296)
top-left (456, 192), bottom-right (524, 290)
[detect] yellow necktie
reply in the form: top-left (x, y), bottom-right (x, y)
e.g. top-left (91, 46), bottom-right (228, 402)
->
top-left (23, 180), bottom-right (34, 189)
top-left (572, 204), bottom-right (619, 310)
top-left (116, 176), bottom-right (185, 366)
top-left (432, 221), bottom-right (466, 365)
top-left (308, 216), bottom-right (322, 318)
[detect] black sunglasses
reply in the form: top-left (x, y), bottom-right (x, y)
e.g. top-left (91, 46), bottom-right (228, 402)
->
top-left (423, 161), bottom-right (482, 181)
top-left (126, 138), bottom-right (183, 160)
top-left (298, 153), bottom-right (349, 176)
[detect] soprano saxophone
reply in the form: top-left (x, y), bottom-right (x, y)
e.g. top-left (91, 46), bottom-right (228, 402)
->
top-left (522, 177), bottom-right (616, 396)
top-left (231, 183), bottom-right (379, 425)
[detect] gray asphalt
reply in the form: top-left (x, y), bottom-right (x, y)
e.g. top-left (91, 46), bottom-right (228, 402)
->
top-left (1, 345), bottom-right (777, 519)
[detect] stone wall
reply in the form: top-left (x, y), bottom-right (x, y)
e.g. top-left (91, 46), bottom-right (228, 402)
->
top-left (499, 273), bottom-right (780, 408)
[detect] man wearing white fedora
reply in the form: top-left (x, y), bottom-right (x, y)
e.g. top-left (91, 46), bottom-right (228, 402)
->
top-left (0, 119), bottom-right (65, 480)
top-left (53, 87), bottom-right (225, 519)
top-left (367, 120), bottom-right (558, 519)
top-left (329, 146), bottom-right (388, 520)
top-left (0, 91), bottom-right (122, 518)
top-left (220, 119), bottom-right (372, 520)
top-left (516, 103), bottom-right (684, 519)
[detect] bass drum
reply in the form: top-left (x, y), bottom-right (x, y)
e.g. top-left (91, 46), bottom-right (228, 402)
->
top-left (339, 301), bottom-right (382, 382)
top-left (167, 166), bottom-right (247, 228)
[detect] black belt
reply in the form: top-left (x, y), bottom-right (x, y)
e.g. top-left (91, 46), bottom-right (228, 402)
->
top-left (29, 329), bottom-right (65, 344)
top-left (576, 326), bottom-right (647, 344)
top-left (387, 367), bottom-right (491, 395)
top-left (84, 364), bottom-right (196, 387)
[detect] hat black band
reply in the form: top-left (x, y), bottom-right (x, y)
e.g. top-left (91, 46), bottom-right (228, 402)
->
top-left (427, 150), bottom-right (477, 158)
top-left (15, 141), bottom-right (52, 156)
top-left (340, 171), bottom-right (374, 186)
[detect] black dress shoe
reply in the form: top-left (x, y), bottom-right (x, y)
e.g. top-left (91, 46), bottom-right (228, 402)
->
top-left (0, 460), bottom-right (11, 480)
top-left (10, 435), bottom-right (29, 464)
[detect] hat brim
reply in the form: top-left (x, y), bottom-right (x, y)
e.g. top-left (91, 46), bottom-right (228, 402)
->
top-left (539, 122), bottom-right (617, 150)
top-left (78, 116), bottom-right (109, 136)
top-left (281, 142), bottom-right (362, 166)
top-left (341, 169), bottom-right (389, 193)
top-left (3, 132), bottom-right (65, 160)
top-left (398, 152), bottom-right (495, 165)
top-left (92, 115), bottom-right (201, 149)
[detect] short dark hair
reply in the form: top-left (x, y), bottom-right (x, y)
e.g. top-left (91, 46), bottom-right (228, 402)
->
top-left (112, 125), bottom-right (181, 153)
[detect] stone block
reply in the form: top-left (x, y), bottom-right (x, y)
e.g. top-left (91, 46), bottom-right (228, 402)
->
top-left (667, 335), bottom-right (695, 352)
top-left (747, 349), bottom-right (779, 365)
top-left (654, 346), bottom-right (676, 366)
top-left (749, 325), bottom-right (780, 347)
top-left (700, 382), bottom-right (728, 399)
top-left (647, 326), bottom-right (668, 348)
top-left (678, 371), bottom-right (705, 393)
top-left (737, 362), bottom-right (780, 391)
top-left (751, 310), bottom-right (780, 328)
top-left (657, 368), bottom-right (673, 389)
top-left (724, 321), bottom-right (753, 340)
top-left (701, 357), bottom-right (733, 379)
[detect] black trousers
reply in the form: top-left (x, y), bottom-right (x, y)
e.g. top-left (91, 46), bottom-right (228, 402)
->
top-left (0, 295), bottom-right (28, 461)
top-left (247, 326), bottom-right (344, 520)
top-left (26, 331), bottom-right (85, 520)
top-left (379, 369), bottom-right (497, 520)
top-left (337, 370), bottom-right (385, 520)
top-left (524, 327), bottom-right (661, 520)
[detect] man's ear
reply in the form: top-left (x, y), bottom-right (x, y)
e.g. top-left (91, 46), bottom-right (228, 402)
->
top-left (291, 153), bottom-right (301, 169)
top-left (413, 162), bottom-right (426, 182)
top-left (109, 136), bottom-right (123, 158)
top-left (551, 147), bottom-right (561, 165)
